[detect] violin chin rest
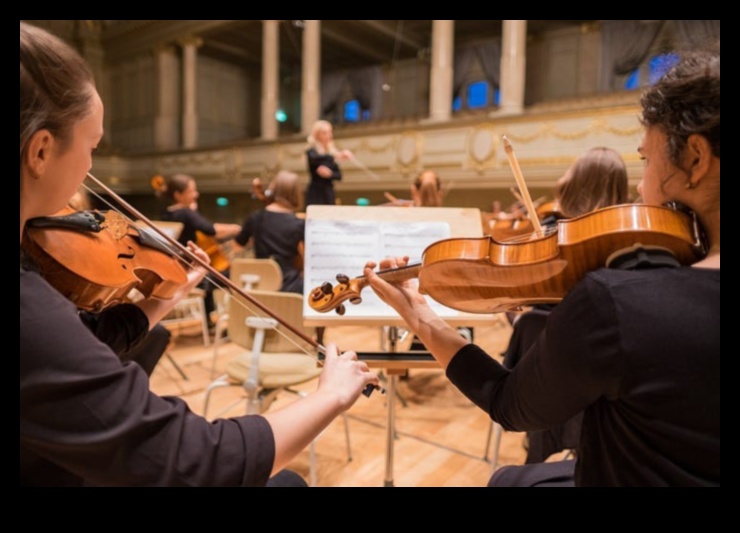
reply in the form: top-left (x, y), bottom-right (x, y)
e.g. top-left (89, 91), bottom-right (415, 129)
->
top-left (606, 244), bottom-right (681, 270)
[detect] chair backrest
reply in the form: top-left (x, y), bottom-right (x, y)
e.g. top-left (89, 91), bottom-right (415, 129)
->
top-left (229, 289), bottom-right (314, 354)
top-left (230, 258), bottom-right (283, 292)
top-left (144, 220), bottom-right (185, 241)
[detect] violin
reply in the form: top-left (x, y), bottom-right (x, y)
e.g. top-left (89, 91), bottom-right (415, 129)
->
top-left (22, 206), bottom-right (188, 312)
top-left (251, 177), bottom-right (272, 204)
top-left (45, 174), bottom-right (381, 396)
top-left (308, 203), bottom-right (706, 316)
top-left (196, 231), bottom-right (232, 273)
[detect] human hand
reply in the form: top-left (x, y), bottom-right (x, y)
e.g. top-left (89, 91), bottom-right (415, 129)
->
top-left (186, 240), bottom-right (211, 267)
top-left (337, 149), bottom-right (354, 161)
top-left (317, 343), bottom-right (379, 410)
top-left (317, 165), bottom-right (333, 178)
top-left (363, 256), bottom-right (427, 316)
top-left (184, 241), bottom-right (211, 285)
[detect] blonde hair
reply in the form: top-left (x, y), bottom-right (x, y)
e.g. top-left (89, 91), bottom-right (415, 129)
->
top-left (306, 120), bottom-right (337, 155)
top-left (412, 170), bottom-right (443, 207)
top-left (268, 171), bottom-right (302, 211)
top-left (556, 147), bottom-right (628, 218)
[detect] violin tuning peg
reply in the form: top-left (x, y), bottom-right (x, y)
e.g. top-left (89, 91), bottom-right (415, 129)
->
top-left (336, 304), bottom-right (346, 316)
top-left (309, 287), bottom-right (324, 302)
top-left (320, 282), bottom-right (333, 295)
top-left (349, 297), bottom-right (362, 305)
top-left (336, 274), bottom-right (349, 284)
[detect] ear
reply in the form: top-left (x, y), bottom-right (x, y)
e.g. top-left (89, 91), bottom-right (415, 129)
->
top-left (24, 129), bottom-right (55, 179)
top-left (686, 134), bottom-right (714, 185)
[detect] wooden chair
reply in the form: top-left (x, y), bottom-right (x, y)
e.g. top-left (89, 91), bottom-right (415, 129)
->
top-left (203, 289), bottom-right (352, 487)
top-left (210, 258), bottom-right (284, 378)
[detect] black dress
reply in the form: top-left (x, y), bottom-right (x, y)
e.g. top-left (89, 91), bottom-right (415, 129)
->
top-left (305, 148), bottom-right (342, 207)
top-left (235, 209), bottom-right (305, 294)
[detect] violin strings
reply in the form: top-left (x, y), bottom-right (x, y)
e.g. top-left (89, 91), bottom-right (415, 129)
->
top-left (79, 180), bottom-right (323, 362)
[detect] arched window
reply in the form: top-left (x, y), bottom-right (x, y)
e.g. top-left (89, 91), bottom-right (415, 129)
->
top-left (624, 52), bottom-right (680, 90)
top-left (343, 99), bottom-right (370, 123)
top-left (452, 80), bottom-right (499, 112)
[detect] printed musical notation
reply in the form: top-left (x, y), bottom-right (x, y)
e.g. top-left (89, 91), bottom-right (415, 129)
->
top-left (303, 219), bottom-right (453, 318)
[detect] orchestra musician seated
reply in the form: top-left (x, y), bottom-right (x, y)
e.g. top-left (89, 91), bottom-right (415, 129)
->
top-left (364, 43), bottom-right (720, 486)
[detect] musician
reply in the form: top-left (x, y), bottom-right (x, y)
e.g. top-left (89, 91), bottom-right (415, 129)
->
top-left (553, 146), bottom-right (630, 222)
top-left (155, 173), bottom-right (241, 328)
top-left (67, 186), bottom-right (173, 377)
top-left (304, 120), bottom-right (353, 208)
top-left (411, 170), bottom-right (443, 208)
top-left (502, 146), bottom-right (629, 464)
top-left (235, 171), bottom-right (306, 294)
top-left (365, 43), bottom-right (720, 486)
top-left (20, 22), bottom-right (379, 487)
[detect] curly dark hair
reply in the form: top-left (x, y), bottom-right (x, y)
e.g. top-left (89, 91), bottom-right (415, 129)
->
top-left (640, 42), bottom-right (720, 170)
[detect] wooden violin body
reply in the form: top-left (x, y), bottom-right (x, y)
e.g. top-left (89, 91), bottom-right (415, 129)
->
top-left (309, 204), bottom-right (705, 315)
top-left (23, 207), bottom-right (188, 312)
top-left (196, 231), bottom-right (231, 273)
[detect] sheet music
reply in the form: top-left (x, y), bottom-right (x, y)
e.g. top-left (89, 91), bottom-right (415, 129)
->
top-left (304, 219), bottom-right (458, 318)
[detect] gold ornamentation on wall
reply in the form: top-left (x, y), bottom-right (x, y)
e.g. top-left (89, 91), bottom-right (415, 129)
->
top-left (391, 131), bottom-right (424, 177)
top-left (465, 126), bottom-right (499, 173)
top-left (502, 118), bottom-right (642, 144)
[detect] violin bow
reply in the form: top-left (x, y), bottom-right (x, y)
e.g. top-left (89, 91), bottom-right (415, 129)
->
top-left (502, 136), bottom-right (544, 236)
top-left (83, 172), bottom-right (384, 396)
top-left (348, 156), bottom-right (382, 181)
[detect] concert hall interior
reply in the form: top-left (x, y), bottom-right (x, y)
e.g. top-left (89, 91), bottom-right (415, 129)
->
top-left (20, 20), bottom-right (720, 488)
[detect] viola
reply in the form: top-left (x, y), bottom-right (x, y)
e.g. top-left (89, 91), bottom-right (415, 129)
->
top-left (22, 206), bottom-right (188, 312)
top-left (50, 173), bottom-right (381, 396)
top-left (251, 177), bottom-right (272, 204)
top-left (308, 203), bottom-right (706, 316)
top-left (196, 231), bottom-right (232, 273)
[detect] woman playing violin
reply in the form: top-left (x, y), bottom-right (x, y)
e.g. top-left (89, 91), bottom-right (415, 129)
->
top-left (154, 173), bottom-right (241, 328)
top-left (20, 22), bottom-right (378, 487)
top-left (365, 43), bottom-right (720, 487)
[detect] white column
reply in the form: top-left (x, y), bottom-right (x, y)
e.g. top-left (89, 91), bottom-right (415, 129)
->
top-left (301, 20), bottom-right (321, 134)
top-left (261, 20), bottom-right (280, 141)
top-left (154, 45), bottom-right (179, 150)
top-left (497, 20), bottom-right (527, 116)
top-left (180, 37), bottom-right (202, 149)
top-left (427, 20), bottom-right (454, 123)
top-left (76, 21), bottom-right (110, 145)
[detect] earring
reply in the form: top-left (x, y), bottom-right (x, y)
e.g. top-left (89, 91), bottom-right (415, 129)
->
top-left (685, 180), bottom-right (696, 190)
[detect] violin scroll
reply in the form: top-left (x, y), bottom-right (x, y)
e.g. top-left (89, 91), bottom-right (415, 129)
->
top-left (309, 274), bottom-right (366, 315)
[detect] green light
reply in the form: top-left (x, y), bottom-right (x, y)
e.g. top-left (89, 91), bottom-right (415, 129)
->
top-left (275, 109), bottom-right (288, 123)
top-left (216, 197), bottom-right (229, 207)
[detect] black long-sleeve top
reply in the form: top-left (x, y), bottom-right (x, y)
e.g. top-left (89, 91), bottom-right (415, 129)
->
top-left (446, 266), bottom-right (720, 486)
top-left (20, 266), bottom-right (275, 487)
top-left (305, 148), bottom-right (342, 207)
top-left (160, 207), bottom-right (216, 246)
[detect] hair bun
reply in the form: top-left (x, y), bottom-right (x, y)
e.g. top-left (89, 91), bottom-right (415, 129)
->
top-left (151, 175), bottom-right (166, 194)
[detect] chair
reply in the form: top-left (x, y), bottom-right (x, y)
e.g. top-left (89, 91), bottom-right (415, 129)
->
top-left (210, 258), bottom-right (284, 378)
top-left (230, 257), bottom-right (283, 293)
top-left (139, 220), bottom-right (211, 347)
top-left (203, 289), bottom-right (352, 487)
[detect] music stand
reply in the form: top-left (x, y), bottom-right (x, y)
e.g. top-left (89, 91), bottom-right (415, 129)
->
top-left (304, 205), bottom-right (498, 486)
